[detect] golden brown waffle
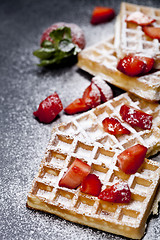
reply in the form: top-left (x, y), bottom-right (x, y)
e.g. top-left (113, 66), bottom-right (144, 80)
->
top-left (114, 2), bottom-right (160, 68)
top-left (52, 93), bottom-right (160, 157)
top-left (77, 37), bottom-right (160, 101)
top-left (27, 132), bottom-right (160, 239)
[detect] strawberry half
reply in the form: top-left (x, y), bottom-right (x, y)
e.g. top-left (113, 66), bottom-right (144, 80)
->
top-left (120, 104), bottom-right (153, 130)
top-left (91, 7), bottom-right (115, 25)
top-left (143, 26), bottom-right (160, 40)
top-left (91, 76), bottom-right (113, 102)
top-left (59, 158), bottom-right (91, 189)
top-left (82, 83), bottom-right (101, 108)
top-left (117, 55), bottom-right (145, 76)
top-left (64, 98), bottom-right (89, 115)
top-left (33, 92), bottom-right (63, 123)
top-left (81, 174), bottom-right (102, 196)
top-left (117, 144), bottom-right (147, 174)
top-left (125, 11), bottom-right (155, 26)
top-left (102, 117), bottom-right (130, 135)
top-left (98, 182), bottom-right (131, 203)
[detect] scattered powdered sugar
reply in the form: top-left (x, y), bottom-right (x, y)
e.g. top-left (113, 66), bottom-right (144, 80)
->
top-left (1, 6), bottom-right (160, 239)
top-left (1, 44), bottom-right (128, 240)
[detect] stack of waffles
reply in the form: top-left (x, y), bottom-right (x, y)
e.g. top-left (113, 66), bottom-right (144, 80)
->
top-left (78, 2), bottom-right (160, 102)
top-left (27, 93), bottom-right (160, 239)
top-left (27, 3), bottom-right (160, 239)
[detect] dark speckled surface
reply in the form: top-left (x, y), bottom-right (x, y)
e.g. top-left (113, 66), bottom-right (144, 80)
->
top-left (0, 0), bottom-right (159, 240)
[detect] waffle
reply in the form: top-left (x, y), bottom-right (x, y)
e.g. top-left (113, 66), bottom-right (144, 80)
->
top-left (27, 132), bottom-right (160, 239)
top-left (52, 93), bottom-right (160, 158)
top-left (114, 2), bottom-right (160, 68)
top-left (78, 37), bottom-right (160, 102)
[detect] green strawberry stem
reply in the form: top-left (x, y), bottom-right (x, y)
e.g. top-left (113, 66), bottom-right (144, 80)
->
top-left (33, 26), bottom-right (81, 66)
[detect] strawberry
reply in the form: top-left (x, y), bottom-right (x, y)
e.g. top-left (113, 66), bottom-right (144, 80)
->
top-left (120, 104), bottom-right (153, 130)
top-left (102, 117), bottom-right (130, 135)
top-left (91, 7), bottom-right (115, 25)
top-left (143, 26), bottom-right (160, 40)
top-left (98, 182), bottom-right (131, 203)
top-left (40, 22), bottom-right (85, 49)
top-left (33, 92), bottom-right (63, 123)
top-left (125, 11), bottom-right (155, 26)
top-left (91, 76), bottom-right (113, 102)
top-left (117, 144), bottom-right (147, 174)
top-left (59, 158), bottom-right (91, 189)
top-left (82, 83), bottom-right (101, 108)
top-left (136, 56), bottom-right (154, 74)
top-left (64, 98), bottom-right (89, 115)
top-left (81, 174), bottom-right (102, 196)
top-left (64, 82), bottom-right (101, 115)
top-left (117, 55), bottom-right (145, 77)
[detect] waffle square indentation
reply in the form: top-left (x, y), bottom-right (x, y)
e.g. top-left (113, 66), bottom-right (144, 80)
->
top-left (119, 208), bottom-right (140, 224)
top-left (93, 106), bottom-right (112, 122)
top-left (58, 122), bottom-right (77, 135)
top-left (39, 166), bottom-right (60, 184)
top-left (54, 134), bottom-right (73, 151)
top-left (85, 124), bottom-right (104, 141)
top-left (49, 151), bottom-right (67, 167)
top-left (109, 169), bottom-right (130, 184)
top-left (131, 177), bottom-right (152, 193)
top-left (94, 147), bottom-right (115, 166)
top-left (74, 141), bottom-right (93, 158)
top-left (92, 163), bottom-right (109, 181)
top-left (34, 182), bottom-right (53, 199)
top-left (98, 201), bottom-right (117, 219)
top-left (76, 196), bottom-right (95, 214)
top-left (54, 189), bottom-right (74, 207)
top-left (77, 115), bottom-right (95, 130)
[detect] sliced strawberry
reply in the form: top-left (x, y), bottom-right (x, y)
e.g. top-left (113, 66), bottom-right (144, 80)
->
top-left (91, 7), bottom-right (115, 25)
top-left (120, 104), bottom-right (153, 130)
top-left (117, 144), bottom-right (147, 174)
top-left (59, 158), bottom-right (91, 189)
top-left (98, 182), bottom-right (131, 203)
top-left (143, 26), bottom-right (160, 40)
top-left (125, 11), bottom-right (155, 26)
top-left (91, 76), bottom-right (113, 102)
top-left (33, 92), bottom-right (63, 123)
top-left (117, 55), bottom-right (145, 77)
top-left (40, 22), bottom-right (85, 49)
top-left (102, 117), bottom-right (130, 135)
top-left (135, 56), bottom-right (154, 74)
top-left (64, 98), bottom-right (89, 115)
top-left (82, 83), bottom-right (101, 108)
top-left (80, 174), bottom-right (102, 196)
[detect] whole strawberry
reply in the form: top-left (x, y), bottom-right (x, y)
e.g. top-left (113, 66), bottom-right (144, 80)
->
top-left (40, 22), bottom-right (85, 49)
top-left (33, 22), bottom-right (85, 67)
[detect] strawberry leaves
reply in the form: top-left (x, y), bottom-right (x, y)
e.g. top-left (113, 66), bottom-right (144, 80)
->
top-left (33, 26), bottom-right (81, 67)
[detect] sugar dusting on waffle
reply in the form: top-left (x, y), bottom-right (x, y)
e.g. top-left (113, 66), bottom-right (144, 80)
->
top-left (27, 92), bottom-right (160, 239)
top-left (52, 93), bottom-right (160, 157)
top-left (78, 37), bottom-right (160, 101)
top-left (114, 2), bottom-right (160, 67)
top-left (27, 131), bottom-right (160, 239)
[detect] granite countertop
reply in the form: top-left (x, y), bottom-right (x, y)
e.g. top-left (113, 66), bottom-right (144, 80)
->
top-left (0, 0), bottom-right (159, 239)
